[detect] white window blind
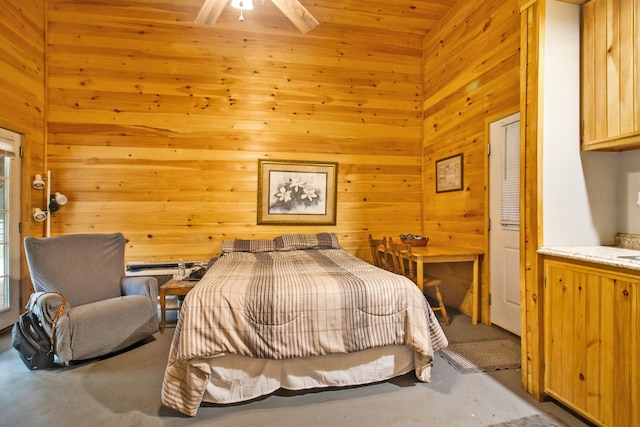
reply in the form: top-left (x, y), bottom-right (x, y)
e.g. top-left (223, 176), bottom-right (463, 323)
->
top-left (0, 130), bottom-right (17, 158)
top-left (500, 120), bottom-right (520, 227)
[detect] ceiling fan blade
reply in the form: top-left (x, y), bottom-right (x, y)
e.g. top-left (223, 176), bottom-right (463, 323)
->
top-left (195, 0), bottom-right (228, 26)
top-left (270, 0), bottom-right (319, 33)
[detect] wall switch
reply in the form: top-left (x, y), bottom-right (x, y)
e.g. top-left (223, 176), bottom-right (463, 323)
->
top-left (637, 192), bottom-right (640, 207)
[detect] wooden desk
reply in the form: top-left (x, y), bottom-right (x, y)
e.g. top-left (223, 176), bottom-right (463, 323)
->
top-left (402, 245), bottom-right (483, 325)
top-left (159, 279), bottom-right (196, 333)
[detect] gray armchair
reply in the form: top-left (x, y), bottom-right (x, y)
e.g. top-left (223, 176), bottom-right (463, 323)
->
top-left (24, 233), bottom-right (159, 363)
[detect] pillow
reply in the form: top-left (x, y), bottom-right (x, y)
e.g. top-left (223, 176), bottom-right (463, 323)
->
top-left (274, 233), bottom-right (341, 251)
top-left (221, 239), bottom-right (276, 253)
top-left (316, 232), bottom-right (341, 249)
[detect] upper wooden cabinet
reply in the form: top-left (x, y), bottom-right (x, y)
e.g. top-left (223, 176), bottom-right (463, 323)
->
top-left (581, 0), bottom-right (640, 151)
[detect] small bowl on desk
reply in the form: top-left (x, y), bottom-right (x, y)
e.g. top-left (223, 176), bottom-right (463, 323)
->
top-left (400, 236), bottom-right (429, 247)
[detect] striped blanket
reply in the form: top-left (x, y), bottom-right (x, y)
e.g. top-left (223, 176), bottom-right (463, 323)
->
top-left (162, 246), bottom-right (448, 415)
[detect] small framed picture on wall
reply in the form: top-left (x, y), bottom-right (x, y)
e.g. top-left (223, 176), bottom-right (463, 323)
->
top-left (436, 153), bottom-right (463, 193)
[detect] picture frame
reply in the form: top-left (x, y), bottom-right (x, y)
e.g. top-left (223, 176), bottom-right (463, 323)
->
top-left (436, 153), bottom-right (464, 193)
top-left (258, 159), bottom-right (338, 225)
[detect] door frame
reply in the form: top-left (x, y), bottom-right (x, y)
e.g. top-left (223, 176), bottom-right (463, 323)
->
top-left (0, 127), bottom-right (22, 330)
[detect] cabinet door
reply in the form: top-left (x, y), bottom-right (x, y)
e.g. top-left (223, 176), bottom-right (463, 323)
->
top-left (581, 0), bottom-right (640, 151)
top-left (544, 259), bottom-right (639, 426)
top-left (545, 263), bottom-right (599, 422)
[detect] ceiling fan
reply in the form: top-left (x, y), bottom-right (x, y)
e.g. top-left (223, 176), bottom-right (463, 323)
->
top-left (195, 0), bottom-right (319, 34)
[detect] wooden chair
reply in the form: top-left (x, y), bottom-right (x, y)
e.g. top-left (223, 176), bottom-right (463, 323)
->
top-left (368, 234), bottom-right (391, 271)
top-left (388, 238), bottom-right (449, 325)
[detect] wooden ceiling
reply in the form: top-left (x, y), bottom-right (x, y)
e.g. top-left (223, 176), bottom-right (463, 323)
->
top-left (180, 0), bottom-right (458, 36)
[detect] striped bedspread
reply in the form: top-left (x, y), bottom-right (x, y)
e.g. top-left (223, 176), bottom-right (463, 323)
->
top-left (162, 247), bottom-right (448, 415)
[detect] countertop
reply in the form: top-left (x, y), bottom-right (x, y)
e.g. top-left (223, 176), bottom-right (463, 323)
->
top-left (538, 246), bottom-right (640, 271)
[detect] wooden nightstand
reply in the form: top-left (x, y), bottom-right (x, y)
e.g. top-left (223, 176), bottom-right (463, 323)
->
top-left (159, 279), bottom-right (196, 333)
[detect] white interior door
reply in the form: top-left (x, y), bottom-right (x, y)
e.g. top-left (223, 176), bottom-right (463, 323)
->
top-left (489, 113), bottom-right (521, 336)
top-left (0, 128), bottom-right (21, 330)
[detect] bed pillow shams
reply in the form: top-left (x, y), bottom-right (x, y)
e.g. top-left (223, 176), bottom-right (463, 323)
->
top-left (221, 233), bottom-right (340, 254)
top-left (221, 239), bottom-right (276, 253)
top-left (274, 233), bottom-right (340, 251)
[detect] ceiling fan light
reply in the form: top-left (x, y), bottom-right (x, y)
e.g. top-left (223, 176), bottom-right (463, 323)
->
top-left (231, 0), bottom-right (254, 10)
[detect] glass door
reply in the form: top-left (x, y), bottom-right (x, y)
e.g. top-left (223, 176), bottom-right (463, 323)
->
top-left (0, 128), bottom-right (21, 330)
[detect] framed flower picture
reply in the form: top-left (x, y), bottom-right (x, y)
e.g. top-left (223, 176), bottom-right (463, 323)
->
top-left (257, 159), bottom-right (338, 225)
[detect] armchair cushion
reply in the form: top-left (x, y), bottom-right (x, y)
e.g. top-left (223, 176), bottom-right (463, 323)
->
top-left (64, 295), bottom-right (157, 361)
top-left (24, 233), bottom-right (126, 307)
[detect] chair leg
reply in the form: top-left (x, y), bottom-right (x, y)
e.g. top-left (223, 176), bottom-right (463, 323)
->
top-left (433, 284), bottom-right (449, 326)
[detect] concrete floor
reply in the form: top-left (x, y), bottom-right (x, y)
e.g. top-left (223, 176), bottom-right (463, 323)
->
top-left (0, 309), bottom-right (591, 427)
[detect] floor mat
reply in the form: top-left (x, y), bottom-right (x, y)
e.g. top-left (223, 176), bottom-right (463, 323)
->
top-left (438, 339), bottom-right (521, 374)
top-left (486, 413), bottom-right (566, 427)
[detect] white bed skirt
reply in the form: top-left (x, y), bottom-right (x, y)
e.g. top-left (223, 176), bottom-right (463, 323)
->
top-left (201, 345), bottom-right (417, 405)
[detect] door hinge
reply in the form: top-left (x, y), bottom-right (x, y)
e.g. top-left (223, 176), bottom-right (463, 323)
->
top-left (488, 293), bottom-right (492, 305)
top-left (487, 143), bottom-right (491, 156)
top-left (488, 218), bottom-right (491, 231)
top-left (18, 222), bottom-right (22, 234)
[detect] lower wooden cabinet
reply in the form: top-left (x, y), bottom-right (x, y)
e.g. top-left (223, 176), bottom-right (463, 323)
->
top-left (544, 258), bottom-right (639, 426)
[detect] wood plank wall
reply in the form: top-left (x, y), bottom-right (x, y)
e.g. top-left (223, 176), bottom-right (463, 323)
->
top-left (421, 0), bottom-right (521, 317)
top-left (43, 0), bottom-right (447, 265)
top-left (4, 0), bottom-right (521, 319)
top-left (0, 0), bottom-right (47, 306)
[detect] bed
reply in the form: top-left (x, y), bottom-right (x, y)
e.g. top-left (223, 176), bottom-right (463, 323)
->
top-left (161, 233), bottom-right (448, 416)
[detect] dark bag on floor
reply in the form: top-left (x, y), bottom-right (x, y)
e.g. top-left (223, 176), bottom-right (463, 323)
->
top-left (11, 293), bottom-right (67, 370)
top-left (12, 310), bottom-right (56, 369)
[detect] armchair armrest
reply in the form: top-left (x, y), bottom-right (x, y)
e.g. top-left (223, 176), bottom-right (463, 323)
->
top-left (26, 291), bottom-right (72, 361)
top-left (121, 276), bottom-right (158, 301)
top-left (26, 292), bottom-right (70, 335)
